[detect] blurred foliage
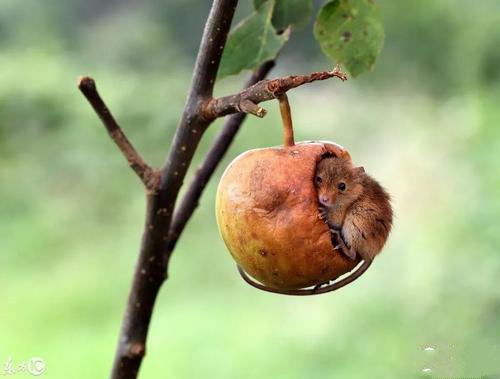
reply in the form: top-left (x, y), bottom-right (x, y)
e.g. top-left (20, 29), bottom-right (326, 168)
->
top-left (0, 1), bottom-right (499, 378)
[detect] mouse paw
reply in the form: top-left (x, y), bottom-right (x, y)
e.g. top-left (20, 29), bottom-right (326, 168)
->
top-left (329, 227), bottom-right (341, 238)
top-left (329, 229), bottom-right (342, 249)
top-left (344, 248), bottom-right (357, 261)
top-left (329, 229), bottom-right (357, 260)
top-left (317, 208), bottom-right (328, 222)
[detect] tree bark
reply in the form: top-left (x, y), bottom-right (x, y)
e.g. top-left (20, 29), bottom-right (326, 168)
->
top-left (109, 1), bottom-right (239, 377)
top-left (167, 60), bottom-right (275, 251)
top-left (202, 67), bottom-right (347, 120)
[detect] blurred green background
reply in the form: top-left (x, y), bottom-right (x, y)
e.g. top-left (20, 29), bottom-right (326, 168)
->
top-left (1, 0), bottom-right (499, 378)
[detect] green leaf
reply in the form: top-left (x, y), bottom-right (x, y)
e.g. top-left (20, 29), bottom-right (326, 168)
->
top-left (219, 0), bottom-right (290, 79)
top-left (254, 0), bottom-right (313, 30)
top-left (314, 0), bottom-right (385, 77)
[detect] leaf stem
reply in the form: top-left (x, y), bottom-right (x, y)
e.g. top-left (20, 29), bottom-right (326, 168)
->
top-left (277, 93), bottom-right (294, 147)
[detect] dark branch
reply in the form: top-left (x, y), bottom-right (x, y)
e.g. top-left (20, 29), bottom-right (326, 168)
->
top-left (188, 0), bottom-right (238, 101)
top-left (109, 1), bottom-right (239, 378)
top-left (203, 66), bottom-right (348, 120)
top-left (95, 0), bottom-right (348, 376)
top-left (78, 76), bottom-right (155, 188)
top-left (167, 61), bottom-right (275, 251)
top-left (157, 0), bottom-right (238, 198)
top-left (188, 0), bottom-right (238, 100)
top-left (110, 193), bottom-right (169, 379)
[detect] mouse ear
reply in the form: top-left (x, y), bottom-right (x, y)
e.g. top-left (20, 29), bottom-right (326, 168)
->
top-left (353, 166), bottom-right (365, 175)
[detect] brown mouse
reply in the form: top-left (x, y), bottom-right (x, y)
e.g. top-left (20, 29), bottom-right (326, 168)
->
top-left (314, 155), bottom-right (393, 263)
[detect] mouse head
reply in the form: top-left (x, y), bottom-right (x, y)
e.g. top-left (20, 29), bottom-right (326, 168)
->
top-left (314, 157), bottom-right (365, 209)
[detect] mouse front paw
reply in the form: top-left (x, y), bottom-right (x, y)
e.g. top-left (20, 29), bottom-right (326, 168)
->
top-left (329, 228), bottom-right (341, 248)
top-left (329, 229), bottom-right (356, 260)
top-left (329, 227), bottom-right (340, 236)
top-left (317, 207), bottom-right (328, 223)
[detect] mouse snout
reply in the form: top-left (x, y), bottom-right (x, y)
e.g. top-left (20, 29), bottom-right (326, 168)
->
top-left (319, 195), bottom-right (332, 207)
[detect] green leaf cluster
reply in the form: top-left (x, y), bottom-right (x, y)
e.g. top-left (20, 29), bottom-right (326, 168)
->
top-left (220, 0), bottom-right (384, 79)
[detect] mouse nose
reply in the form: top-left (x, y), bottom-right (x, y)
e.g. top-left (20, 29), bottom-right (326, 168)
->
top-left (320, 196), bottom-right (331, 206)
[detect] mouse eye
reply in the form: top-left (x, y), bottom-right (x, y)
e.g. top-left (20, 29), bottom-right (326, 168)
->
top-left (337, 182), bottom-right (346, 191)
top-left (314, 176), bottom-right (323, 186)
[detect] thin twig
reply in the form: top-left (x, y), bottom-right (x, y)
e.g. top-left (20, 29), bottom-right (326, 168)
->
top-left (167, 61), bottom-right (275, 251)
top-left (203, 66), bottom-right (347, 120)
top-left (78, 76), bottom-right (155, 188)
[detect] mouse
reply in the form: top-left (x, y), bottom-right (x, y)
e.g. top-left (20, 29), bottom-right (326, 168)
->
top-left (314, 155), bottom-right (393, 264)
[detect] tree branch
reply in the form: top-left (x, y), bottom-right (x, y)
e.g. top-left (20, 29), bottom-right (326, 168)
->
top-left (189, 0), bottom-right (238, 99)
top-left (78, 76), bottom-right (155, 188)
top-left (156, 0), bottom-right (238, 207)
top-left (79, 1), bottom-right (349, 377)
top-left (202, 66), bottom-right (348, 120)
top-left (109, 1), bottom-right (238, 378)
top-left (167, 61), bottom-right (275, 251)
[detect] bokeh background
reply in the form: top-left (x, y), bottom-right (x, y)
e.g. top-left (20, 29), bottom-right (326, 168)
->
top-left (1, 0), bottom-right (499, 378)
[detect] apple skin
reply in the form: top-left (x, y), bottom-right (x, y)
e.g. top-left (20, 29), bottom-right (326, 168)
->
top-left (216, 141), bottom-right (361, 290)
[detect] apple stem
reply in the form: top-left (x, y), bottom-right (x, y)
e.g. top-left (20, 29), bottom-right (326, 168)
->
top-left (277, 93), bottom-right (295, 147)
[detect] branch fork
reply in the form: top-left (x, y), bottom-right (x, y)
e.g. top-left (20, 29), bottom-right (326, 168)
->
top-left (77, 1), bottom-right (348, 377)
top-left (202, 65), bottom-right (348, 121)
top-left (77, 76), bottom-right (159, 191)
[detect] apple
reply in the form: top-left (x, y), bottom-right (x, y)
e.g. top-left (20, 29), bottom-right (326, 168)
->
top-left (216, 140), bottom-right (360, 290)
